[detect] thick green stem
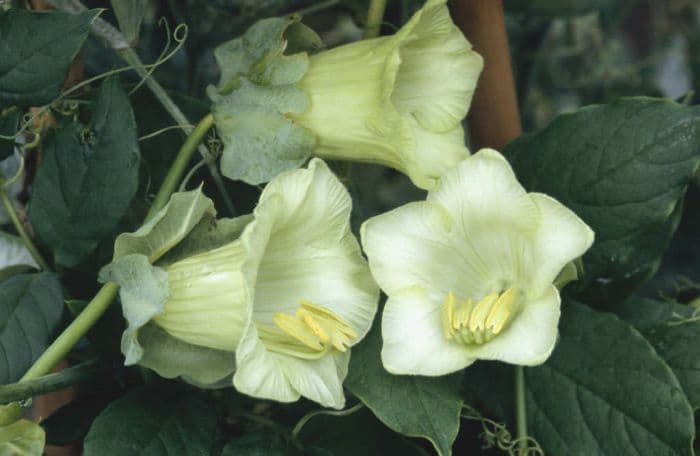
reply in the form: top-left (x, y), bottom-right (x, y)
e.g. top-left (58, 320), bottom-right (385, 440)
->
top-left (363, 0), bottom-right (388, 39)
top-left (2, 360), bottom-right (106, 404)
top-left (515, 365), bottom-right (528, 455)
top-left (146, 114), bottom-right (215, 220)
top-left (0, 189), bottom-right (48, 270)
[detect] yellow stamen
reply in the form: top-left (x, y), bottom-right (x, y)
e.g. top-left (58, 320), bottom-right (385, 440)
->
top-left (259, 300), bottom-right (358, 359)
top-left (468, 292), bottom-right (498, 332)
top-left (442, 293), bottom-right (455, 339)
top-left (441, 288), bottom-right (520, 346)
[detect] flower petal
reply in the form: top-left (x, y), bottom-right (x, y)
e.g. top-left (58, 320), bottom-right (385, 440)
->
top-left (362, 201), bottom-right (489, 298)
top-left (252, 159), bottom-right (379, 338)
top-left (466, 285), bottom-right (561, 366)
top-left (233, 325), bottom-right (348, 409)
top-left (381, 286), bottom-right (476, 375)
top-left (408, 120), bottom-right (470, 190)
top-left (527, 193), bottom-right (595, 293)
top-left (428, 149), bottom-right (539, 233)
top-left (391, 0), bottom-right (483, 132)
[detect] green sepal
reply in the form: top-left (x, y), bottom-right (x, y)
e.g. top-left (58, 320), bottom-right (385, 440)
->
top-left (209, 15), bottom-right (321, 185)
top-left (211, 79), bottom-right (314, 185)
top-left (0, 419), bottom-right (45, 456)
top-left (137, 325), bottom-right (236, 387)
top-left (212, 15), bottom-right (322, 92)
top-left (98, 253), bottom-right (169, 366)
top-left (111, 187), bottom-right (215, 263)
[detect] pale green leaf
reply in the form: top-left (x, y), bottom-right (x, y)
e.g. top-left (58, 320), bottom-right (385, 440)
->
top-left (0, 419), bottom-right (45, 456)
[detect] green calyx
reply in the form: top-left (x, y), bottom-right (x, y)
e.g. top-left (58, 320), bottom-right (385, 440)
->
top-left (208, 15), bottom-right (323, 184)
top-left (98, 188), bottom-right (249, 386)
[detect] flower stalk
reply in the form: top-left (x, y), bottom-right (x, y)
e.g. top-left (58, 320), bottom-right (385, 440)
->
top-left (0, 187), bottom-right (48, 270)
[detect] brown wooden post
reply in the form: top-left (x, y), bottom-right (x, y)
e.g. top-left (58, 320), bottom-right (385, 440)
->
top-left (450, 0), bottom-right (522, 151)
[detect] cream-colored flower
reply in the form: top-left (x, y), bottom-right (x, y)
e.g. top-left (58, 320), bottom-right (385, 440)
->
top-left (114, 159), bottom-right (379, 408)
top-left (291, 0), bottom-right (483, 189)
top-left (361, 149), bottom-right (594, 375)
top-left (210, 0), bottom-right (483, 190)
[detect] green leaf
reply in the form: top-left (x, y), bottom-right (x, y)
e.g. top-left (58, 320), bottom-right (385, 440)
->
top-left (505, 98), bottom-right (700, 303)
top-left (0, 9), bottom-right (98, 109)
top-left (0, 272), bottom-right (64, 383)
top-left (345, 323), bottom-right (463, 456)
top-left (0, 419), bottom-right (45, 456)
top-left (221, 433), bottom-right (290, 456)
top-left (83, 388), bottom-right (217, 456)
top-left (209, 15), bottom-right (320, 185)
top-left (525, 301), bottom-right (694, 455)
top-left (616, 297), bottom-right (700, 410)
top-left (299, 407), bottom-right (430, 456)
top-left (110, 0), bottom-right (146, 43)
top-left (0, 109), bottom-right (19, 160)
top-left (28, 76), bottom-right (140, 267)
top-left (0, 231), bottom-right (38, 271)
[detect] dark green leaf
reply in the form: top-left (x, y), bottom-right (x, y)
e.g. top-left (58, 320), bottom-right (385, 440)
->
top-left (83, 388), bottom-right (217, 455)
top-left (616, 297), bottom-right (700, 410)
top-left (43, 393), bottom-right (114, 446)
top-left (0, 109), bottom-right (19, 160)
top-left (221, 433), bottom-right (290, 456)
top-left (28, 76), bottom-right (140, 267)
top-left (0, 9), bottom-right (98, 108)
top-left (0, 271), bottom-right (64, 383)
top-left (505, 98), bottom-right (700, 303)
top-left (300, 407), bottom-right (429, 456)
top-left (526, 301), bottom-right (694, 455)
top-left (345, 323), bottom-right (462, 456)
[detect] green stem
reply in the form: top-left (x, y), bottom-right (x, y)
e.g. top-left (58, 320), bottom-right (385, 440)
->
top-left (146, 114), bottom-right (214, 221)
top-left (291, 402), bottom-right (363, 439)
top-left (363, 0), bottom-right (388, 39)
top-left (20, 284), bottom-right (119, 382)
top-left (515, 365), bottom-right (528, 455)
top-left (19, 113), bottom-right (215, 383)
top-left (0, 189), bottom-right (48, 270)
top-left (117, 48), bottom-right (235, 216)
top-left (1, 360), bottom-right (106, 404)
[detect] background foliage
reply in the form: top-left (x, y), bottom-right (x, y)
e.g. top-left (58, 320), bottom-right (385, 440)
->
top-left (1, 0), bottom-right (700, 455)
